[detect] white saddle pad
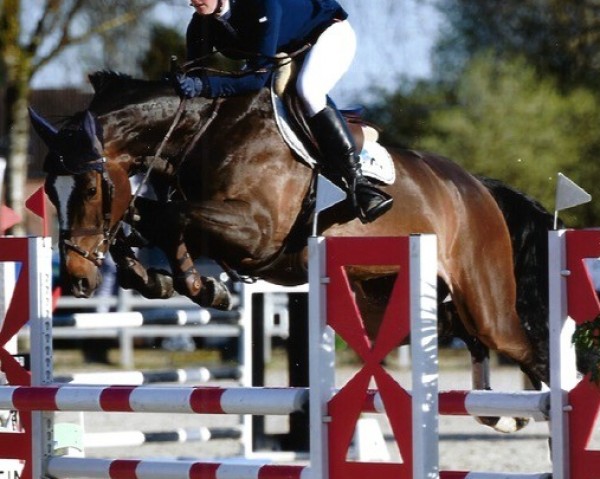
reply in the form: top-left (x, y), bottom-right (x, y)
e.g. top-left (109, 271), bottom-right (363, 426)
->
top-left (271, 91), bottom-right (396, 185)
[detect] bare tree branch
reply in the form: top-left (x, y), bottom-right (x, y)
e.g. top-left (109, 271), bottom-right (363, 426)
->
top-left (32, 10), bottom-right (137, 73)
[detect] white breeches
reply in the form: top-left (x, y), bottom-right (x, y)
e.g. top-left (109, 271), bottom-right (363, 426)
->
top-left (295, 20), bottom-right (357, 117)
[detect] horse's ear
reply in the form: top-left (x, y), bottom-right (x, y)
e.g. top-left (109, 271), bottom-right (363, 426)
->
top-left (82, 111), bottom-right (104, 156)
top-left (28, 107), bottom-right (58, 148)
top-left (88, 71), bottom-right (105, 93)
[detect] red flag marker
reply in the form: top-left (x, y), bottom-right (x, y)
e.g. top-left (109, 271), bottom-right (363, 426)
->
top-left (25, 186), bottom-right (48, 236)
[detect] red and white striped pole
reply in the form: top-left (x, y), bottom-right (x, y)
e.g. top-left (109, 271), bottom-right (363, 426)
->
top-left (0, 385), bottom-right (308, 415)
top-left (47, 457), bottom-right (311, 479)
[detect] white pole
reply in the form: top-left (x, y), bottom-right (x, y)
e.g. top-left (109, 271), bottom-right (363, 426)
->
top-left (308, 236), bottom-right (334, 479)
top-left (410, 235), bottom-right (438, 479)
top-left (548, 230), bottom-right (577, 479)
top-left (28, 237), bottom-right (54, 479)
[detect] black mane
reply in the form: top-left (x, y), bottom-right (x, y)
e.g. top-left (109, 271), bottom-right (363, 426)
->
top-left (89, 70), bottom-right (137, 94)
top-left (87, 71), bottom-right (173, 114)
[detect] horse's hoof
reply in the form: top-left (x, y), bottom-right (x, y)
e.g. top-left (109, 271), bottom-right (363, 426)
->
top-left (476, 415), bottom-right (530, 433)
top-left (147, 268), bottom-right (175, 299)
top-left (118, 265), bottom-right (175, 300)
top-left (197, 276), bottom-right (232, 310)
top-left (116, 266), bottom-right (147, 291)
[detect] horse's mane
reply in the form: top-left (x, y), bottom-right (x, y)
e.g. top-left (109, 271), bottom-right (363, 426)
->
top-left (89, 71), bottom-right (157, 94)
top-left (87, 71), bottom-right (172, 114)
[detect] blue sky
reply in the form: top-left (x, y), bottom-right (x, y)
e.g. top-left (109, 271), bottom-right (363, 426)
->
top-left (32, 0), bottom-right (441, 105)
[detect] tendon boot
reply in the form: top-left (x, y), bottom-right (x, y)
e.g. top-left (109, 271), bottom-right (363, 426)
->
top-left (308, 105), bottom-right (393, 223)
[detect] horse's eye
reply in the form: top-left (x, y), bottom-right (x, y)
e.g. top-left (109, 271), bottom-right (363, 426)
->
top-left (86, 187), bottom-right (97, 197)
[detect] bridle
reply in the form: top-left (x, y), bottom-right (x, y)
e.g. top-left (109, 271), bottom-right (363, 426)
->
top-left (56, 89), bottom-right (223, 269)
top-left (58, 155), bottom-right (117, 267)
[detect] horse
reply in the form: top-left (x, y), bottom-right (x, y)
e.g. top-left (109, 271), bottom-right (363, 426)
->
top-left (454, 176), bottom-right (554, 386)
top-left (30, 71), bottom-right (549, 432)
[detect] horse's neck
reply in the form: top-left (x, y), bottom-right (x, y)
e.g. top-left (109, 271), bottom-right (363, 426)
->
top-left (100, 89), bottom-right (276, 177)
top-left (98, 96), bottom-right (188, 169)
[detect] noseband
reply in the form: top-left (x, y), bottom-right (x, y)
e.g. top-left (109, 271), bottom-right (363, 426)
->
top-left (59, 156), bottom-right (118, 267)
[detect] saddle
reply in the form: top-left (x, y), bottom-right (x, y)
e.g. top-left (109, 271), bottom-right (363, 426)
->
top-left (271, 55), bottom-right (395, 185)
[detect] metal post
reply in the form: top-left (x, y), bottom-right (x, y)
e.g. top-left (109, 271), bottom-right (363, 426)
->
top-left (28, 237), bottom-right (54, 479)
top-left (548, 230), bottom-right (578, 479)
top-left (409, 235), bottom-right (439, 479)
top-left (308, 236), bottom-right (334, 479)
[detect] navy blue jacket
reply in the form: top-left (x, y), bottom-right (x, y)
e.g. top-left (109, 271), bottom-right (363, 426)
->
top-left (186, 0), bottom-right (347, 97)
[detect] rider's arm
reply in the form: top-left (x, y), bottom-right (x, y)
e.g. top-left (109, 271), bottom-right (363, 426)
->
top-left (201, 0), bottom-right (282, 97)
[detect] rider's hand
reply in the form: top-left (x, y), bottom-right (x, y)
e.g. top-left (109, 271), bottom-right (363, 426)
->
top-left (175, 73), bottom-right (204, 98)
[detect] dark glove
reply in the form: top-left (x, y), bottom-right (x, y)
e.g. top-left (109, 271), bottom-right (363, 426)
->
top-left (175, 73), bottom-right (204, 98)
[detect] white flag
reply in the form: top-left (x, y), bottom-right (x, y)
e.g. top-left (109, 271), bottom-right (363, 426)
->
top-left (312, 175), bottom-right (347, 236)
top-left (555, 172), bottom-right (591, 212)
top-left (315, 174), bottom-right (346, 215)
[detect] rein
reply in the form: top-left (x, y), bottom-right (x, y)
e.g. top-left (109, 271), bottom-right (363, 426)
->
top-left (122, 98), bottom-right (188, 232)
top-left (63, 94), bottom-right (223, 267)
top-left (62, 46), bottom-right (307, 267)
top-left (183, 43), bottom-right (311, 77)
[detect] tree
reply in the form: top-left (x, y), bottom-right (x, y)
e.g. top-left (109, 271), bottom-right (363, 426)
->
top-left (419, 54), bottom-right (600, 226)
top-left (363, 2), bottom-right (600, 226)
top-left (139, 24), bottom-right (185, 80)
top-left (365, 78), bottom-right (455, 149)
top-left (433, 0), bottom-right (600, 89)
top-left (0, 0), bottom-right (161, 234)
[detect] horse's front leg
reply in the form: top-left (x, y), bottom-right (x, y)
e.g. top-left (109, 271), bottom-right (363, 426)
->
top-left (132, 198), bottom-right (232, 310)
top-left (109, 237), bottom-right (175, 300)
top-left (169, 237), bottom-right (232, 310)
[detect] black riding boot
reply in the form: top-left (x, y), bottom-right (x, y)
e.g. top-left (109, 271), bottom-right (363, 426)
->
top-left (308, 105), bottom-right (393, 223)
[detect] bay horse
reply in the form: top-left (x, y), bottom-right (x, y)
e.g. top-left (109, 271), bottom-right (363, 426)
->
top-left (30, 71), bottom-right (549, 432)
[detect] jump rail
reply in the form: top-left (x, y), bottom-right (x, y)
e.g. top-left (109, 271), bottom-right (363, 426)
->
top-left (53, 366), bottom-right (241, 385)
top-left (4, 233), bottom-right (597, 478)
top-left (0, 235), bottom-right (438, 479)
top-left (0, 385), bottom-right (308, 415)
top-left (52, 309), bottom-right (214, 328)
top-left (82, 427), bottom-right (242, 448)
top-left (47, 457), bottom-right (310, 479)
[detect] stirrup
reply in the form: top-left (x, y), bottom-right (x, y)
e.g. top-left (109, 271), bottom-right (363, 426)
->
top-left (353, 183), bottom-right (393, 224)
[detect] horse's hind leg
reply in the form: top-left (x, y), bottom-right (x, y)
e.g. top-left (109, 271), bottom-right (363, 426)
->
top-left (460, 288), bottom-right (546, 387)
top-left (444, 298), bottom-right (531, 432)
top-left (447, 244), bottom-right (541, 432)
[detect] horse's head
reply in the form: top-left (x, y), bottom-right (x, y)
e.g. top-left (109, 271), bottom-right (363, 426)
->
top-left (29, 108), bottom-right (132, 297)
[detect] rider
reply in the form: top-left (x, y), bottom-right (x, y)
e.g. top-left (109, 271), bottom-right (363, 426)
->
top-left (176, 0), bottom-right (393, 224)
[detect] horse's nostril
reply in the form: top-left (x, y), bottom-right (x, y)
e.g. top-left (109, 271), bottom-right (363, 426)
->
top-left (80, 277), bottom-right (90, 292)
top-left (71, 277), bottom-right (92, 298)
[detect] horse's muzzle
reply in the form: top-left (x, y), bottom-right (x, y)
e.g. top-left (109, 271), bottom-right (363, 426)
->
top-left (64, 257), bottom-right (103, 298)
